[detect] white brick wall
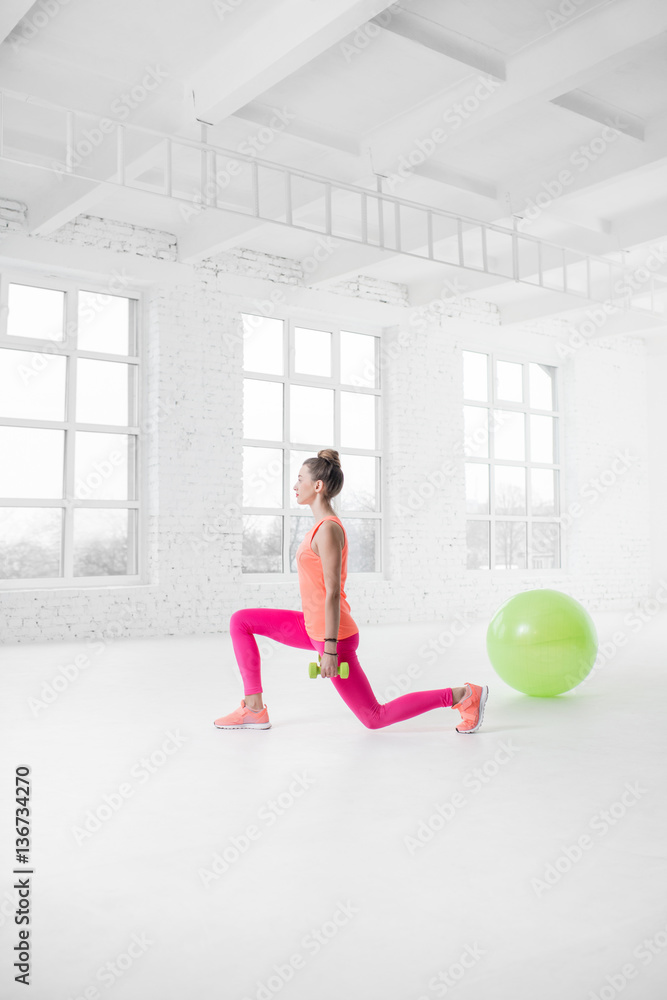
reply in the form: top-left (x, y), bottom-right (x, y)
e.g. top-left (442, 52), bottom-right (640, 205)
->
top-left (40, 214), bottom-right (178, 259)
top-left (0, 198), bottom-right (27, 233)
top-left (0, 212), bottom-right (655, 642)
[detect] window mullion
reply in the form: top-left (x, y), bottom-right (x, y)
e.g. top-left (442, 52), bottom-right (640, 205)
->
top-left (0, 273), bottom-right (9, 337)
top-left (333, 327), bottom-right (341, 449)
top-left (62, 288), bottom-right (79, 576)
top-left (523, 362), bottom-right (531, 568)
top-left (284, 318), bottom-right (291, 574)
top-left (487, 369), bottom-right (494, 570)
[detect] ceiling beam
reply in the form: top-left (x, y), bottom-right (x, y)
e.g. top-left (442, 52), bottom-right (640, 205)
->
top-left (612, 198), bottom-right (667, 249)
top-left (369, 8), bottom-right (506, 80)
top-left (188, 0), bottom-right (397, 124)
top-left (0, 233), bottom-right (193, 284)
top-left (0, 0), bottom-right (35, 46)
top-left (12, 6), bottom-right (400, 236)
top-left (300, 194), bottom-right (667, 314)
top-left (399, 161), bottom-right (497, 201)
top-left (0, 37), bottom-right (194, 236)
top-left (550, 90), bottom-right (645, 141)
top-left (364, 0), bottom-right (667, 169)
top-left (25, 127), bottom-right (180, 236)
top-left (177, 101), bottom-right (667, 275)
top-left (177, 158), bottom-right (375, 262)
top-left (231, 101), bottom-right (359, 156)
top-left (178, 207), bottom-right (282, 263)
top-left (300, 197), bottom-right (617, 287)
top-left (177, 154), bottom-right (499, 264)
top-left (499, 289), bottom-right (666, 329)
top-left (406, 267), bottom-right (516, 307)
top-left (500, 125), bottom-right (667, 220)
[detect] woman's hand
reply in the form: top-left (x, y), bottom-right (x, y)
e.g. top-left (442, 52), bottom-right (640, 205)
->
top-left (320, 652), bottom-right (338, 678)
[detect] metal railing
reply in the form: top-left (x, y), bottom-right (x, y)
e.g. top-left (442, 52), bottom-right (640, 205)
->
top-left (1, 88), bottom-right (664, 315)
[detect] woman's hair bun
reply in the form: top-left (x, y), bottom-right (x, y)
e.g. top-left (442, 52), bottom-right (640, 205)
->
top-left (318, 448), bottom-right (341, 468)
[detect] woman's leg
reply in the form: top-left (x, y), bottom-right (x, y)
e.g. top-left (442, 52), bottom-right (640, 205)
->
top-left (314, 633), bottom-right (454, 730)
top-left (229, 608), bottom-right (313, 697)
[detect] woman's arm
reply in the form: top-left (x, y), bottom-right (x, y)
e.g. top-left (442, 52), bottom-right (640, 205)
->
top-left (317, 522), bottom-right (344, 678)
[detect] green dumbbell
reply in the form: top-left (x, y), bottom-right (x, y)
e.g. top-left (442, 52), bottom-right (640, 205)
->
top-left (308, 653), bottom-right (349, 679)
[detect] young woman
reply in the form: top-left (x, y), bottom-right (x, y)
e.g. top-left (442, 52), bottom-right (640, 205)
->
top-left (214, 449), bottom-right (488, 733)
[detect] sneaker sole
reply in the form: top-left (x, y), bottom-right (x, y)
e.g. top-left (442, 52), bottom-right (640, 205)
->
top-left (456, 686), bottom-right (488, 734)
top-left (213, 721), bottom-right (271, 729)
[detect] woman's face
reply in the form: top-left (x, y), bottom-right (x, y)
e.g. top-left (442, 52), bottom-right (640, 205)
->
top-left (294, 465), bottom-right (318, 504)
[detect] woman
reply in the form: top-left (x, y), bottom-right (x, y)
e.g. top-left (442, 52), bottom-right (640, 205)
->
top-left (214, 449), bottom-right (488, 733)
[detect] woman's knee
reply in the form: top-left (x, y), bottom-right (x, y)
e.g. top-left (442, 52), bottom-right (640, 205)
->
top-left (359, 705), bottom-right (383, 730)
top-left (229, 609), bottom-right (248, 631)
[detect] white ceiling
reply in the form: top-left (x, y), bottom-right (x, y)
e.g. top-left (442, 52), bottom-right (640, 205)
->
top-left (1, 0), bottom-right (667, 331)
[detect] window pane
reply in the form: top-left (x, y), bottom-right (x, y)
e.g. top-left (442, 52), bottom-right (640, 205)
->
top-left (341, 331), bottom-right (377, 388)
top-left (73, 508), bottom-right (132, 576)
top-left (244, 379), bottom-right (283, 441)
top-left (464, 406), bottom-right (488, 458)
top-left (0, 507), bottom-right (62, 579)
top-left (531, 469), bottom-right (558, 515)
top-left (76, 359), bottom-right (130, 425)
top-left (494, 410), bottom-right (525, 460)
top-left (529, 363), bottom-right (556, 410)
top-left (0, 427), bottom-right (63, 498)
top-left (242, 514), bottom-right (282, 572)
top-left (494, 465), bottom-right (526, 514)
top-left (530, 415), bottom-right (556, 463)
top-left (8, 283), bottom-right (65, 341)
top-left (289, 514), bottom-right (312, 570)
top-left (345, 517), bottom-right (377, 572)
top-left (242, 315), bottom-right (283, 375)
top-left (0, 348), bottom-right (66, 421)
top-left (465, 463), bottom-right (489, 513)
top-left (294, 327), bottom-right (331, 377)
top-left (339, 455), bottom-right (377, 512)
top-left (530, 523), bottom-right (560, 569)
top-left (341, 392), bottom-right (376, 449)
top-left (290, 450), bottom-right (316, 509)
top-left (463, 351), bottom-right (487, 401)
top-left (243, 447), bottom-right (283, 508)
top-left (496, 360), bottom-right (523, 402)
top-left (467, 521), bottom-right (489, 569)
top-left (78, 292), bottom-right (131, 354)
top-left (495, 521), bottom-right (527, 569)
top-left (75, 433), bottom-right (131, 501)
top-left (290, 385), bottom-right (333, 445)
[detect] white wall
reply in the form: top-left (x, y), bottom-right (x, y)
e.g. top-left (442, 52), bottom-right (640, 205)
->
top-left (0, 211), bottom-right (655, 642)
top-left (646, 337), bottom-right (667, 595)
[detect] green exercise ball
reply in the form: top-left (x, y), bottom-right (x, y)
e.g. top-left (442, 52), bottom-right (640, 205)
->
top-left (486, 589), bottom-right (598, 697)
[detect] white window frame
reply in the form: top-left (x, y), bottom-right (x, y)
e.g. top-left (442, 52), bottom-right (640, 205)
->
top-left (464, 346), bottom-right (564, 573)
top-left (0, 268), bottom-right (146, 590)
top-left (241, 308), bottom-right (384, 582)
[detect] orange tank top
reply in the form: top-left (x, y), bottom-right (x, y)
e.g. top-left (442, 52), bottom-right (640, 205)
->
top-left (295, 515), bottom-right (358, 641)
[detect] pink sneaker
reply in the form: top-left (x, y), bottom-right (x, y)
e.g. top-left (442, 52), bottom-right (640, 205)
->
top-left (213, 699), bottom-right (271, 730)
top-left (453, 683), bottom-right (488, 734)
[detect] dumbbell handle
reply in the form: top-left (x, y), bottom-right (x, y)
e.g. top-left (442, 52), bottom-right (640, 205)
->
top-left (308, 654), bottom-right (349, 679)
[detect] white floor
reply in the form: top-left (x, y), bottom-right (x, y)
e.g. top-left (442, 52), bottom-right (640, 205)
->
top-left (1, 609), bottom-right (666, 1000)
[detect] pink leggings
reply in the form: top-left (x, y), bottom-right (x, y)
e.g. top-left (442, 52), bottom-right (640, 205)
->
top-left (229, 608), bottom-right (453, 730)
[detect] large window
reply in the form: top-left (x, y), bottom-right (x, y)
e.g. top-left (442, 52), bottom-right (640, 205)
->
top-left (0, 274), bottom-right (142, 587)
top-left (464, 350), bottom-right (560, 570)
top-left (241, 314), bottom-right (381, 576)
